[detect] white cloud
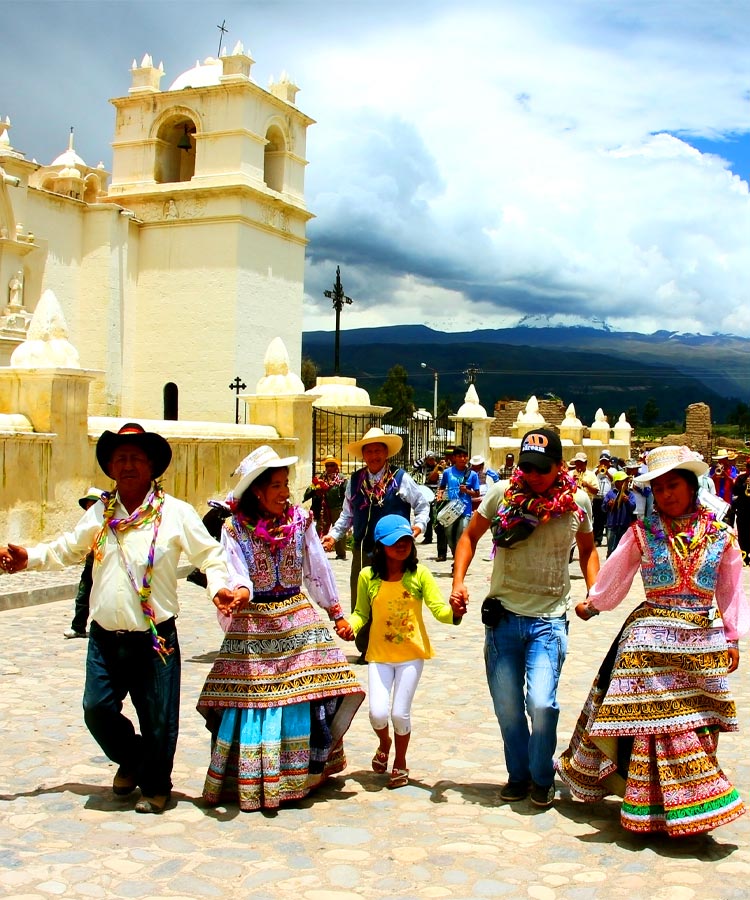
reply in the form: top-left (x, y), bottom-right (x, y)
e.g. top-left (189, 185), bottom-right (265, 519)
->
top-left (3, 0), bottom-right (750, 335)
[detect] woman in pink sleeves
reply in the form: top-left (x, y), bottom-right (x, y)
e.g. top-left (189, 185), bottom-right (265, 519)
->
top-left (557, 445), bottom-right (749, 838)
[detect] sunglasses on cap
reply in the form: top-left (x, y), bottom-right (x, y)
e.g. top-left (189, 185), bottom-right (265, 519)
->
top-left (518, 462), bottom-right (553, 475)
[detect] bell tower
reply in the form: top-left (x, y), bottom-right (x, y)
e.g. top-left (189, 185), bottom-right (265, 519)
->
top-left (104, 43), bottom-right (314, 421)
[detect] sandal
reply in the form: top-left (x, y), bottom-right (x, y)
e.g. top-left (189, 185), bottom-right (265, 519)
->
top-left (387, 767), bottom-right (409, 789)
top-left (371, 747), bottom-right (389, 774)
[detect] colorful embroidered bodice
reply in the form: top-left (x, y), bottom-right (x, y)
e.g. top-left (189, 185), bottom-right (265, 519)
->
top-left (226, 506), bottom-right (310, 597)
top-left (637, 514), bottom-right (730, 612)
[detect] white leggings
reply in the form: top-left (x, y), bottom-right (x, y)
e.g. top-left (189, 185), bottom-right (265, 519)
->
top-left (367, 659), bottom-right (425, 736)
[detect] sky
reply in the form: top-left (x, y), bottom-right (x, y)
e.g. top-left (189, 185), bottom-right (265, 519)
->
top-left (2, 0), bottom-right (750, 337)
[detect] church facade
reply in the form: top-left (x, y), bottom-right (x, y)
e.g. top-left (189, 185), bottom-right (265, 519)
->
top-left (0, 43), bottom-right (314, 422)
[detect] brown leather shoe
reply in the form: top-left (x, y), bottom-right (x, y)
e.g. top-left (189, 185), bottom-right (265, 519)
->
top-left (112, 767), bottom-right (137, 796)
top-left (135, 793), bottom-right (169, 814)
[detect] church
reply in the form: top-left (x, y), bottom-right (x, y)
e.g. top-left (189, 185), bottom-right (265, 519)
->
top-left (0, 43), bottom-right (314, 422)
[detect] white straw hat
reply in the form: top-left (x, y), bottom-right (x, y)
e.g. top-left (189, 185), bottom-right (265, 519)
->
top-left (346, 426), bottom-right (402, 459)
top-left (232, 445), bottom-right (298, 500)
top-left (634, 445), bottom-right (708, 484)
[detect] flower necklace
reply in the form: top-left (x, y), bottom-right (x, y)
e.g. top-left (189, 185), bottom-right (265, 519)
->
top-left (93, 482), bottom-right (170, 662)
top-left (646, 507), bottom-right (728, 559)
top-left (359, 467), bottom-right (395, 509)
top-left (492, 469), bottom-right (582, 537)
top-left (235, 503), bottom-right (298, 550)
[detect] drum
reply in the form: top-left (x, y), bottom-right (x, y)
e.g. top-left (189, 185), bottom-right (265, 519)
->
top-left (436, 497), bottom-right (465, 527)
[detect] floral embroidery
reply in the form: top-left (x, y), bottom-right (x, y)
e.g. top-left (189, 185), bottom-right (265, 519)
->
top-left (384, 589), bottom-right (417, 645)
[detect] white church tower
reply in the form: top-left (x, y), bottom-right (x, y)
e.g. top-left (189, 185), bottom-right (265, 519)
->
top-left (103, 46), bottom-right (314, 421)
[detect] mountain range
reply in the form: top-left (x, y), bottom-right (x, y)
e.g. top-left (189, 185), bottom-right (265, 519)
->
top-left (302, 325), bottom-right (750, 425)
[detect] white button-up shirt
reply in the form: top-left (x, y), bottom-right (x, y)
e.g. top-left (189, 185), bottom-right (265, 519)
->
top-left (27, 493), bottom-right (235, 631)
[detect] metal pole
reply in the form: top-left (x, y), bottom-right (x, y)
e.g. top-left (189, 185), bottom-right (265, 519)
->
top-left (432, 372), bottom-right (438, 422)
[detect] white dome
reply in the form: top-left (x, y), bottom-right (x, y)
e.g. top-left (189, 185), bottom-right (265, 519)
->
top-left (169, 57), bottom-right (222, 90)
top-left (51, 148), bottom-right (86, 168)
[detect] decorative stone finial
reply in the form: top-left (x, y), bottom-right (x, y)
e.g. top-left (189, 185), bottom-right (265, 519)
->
top-left (255, 337), bottom-right (305, 395)
top-left (269, 72), bottom-right (300, 105)
top-left (129, 53), bottom-right (165, 94)
top-left (10, 289), bottom-right (80, 368)
top-left (456, 384), bottom-right (488, 419)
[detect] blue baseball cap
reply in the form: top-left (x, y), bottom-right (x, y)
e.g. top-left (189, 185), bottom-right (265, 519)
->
top-left (373, 515), bottom-right (414, 546)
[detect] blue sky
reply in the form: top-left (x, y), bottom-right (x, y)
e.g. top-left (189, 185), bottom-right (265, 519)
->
top-left (2, 0), bottom-right (750, 337)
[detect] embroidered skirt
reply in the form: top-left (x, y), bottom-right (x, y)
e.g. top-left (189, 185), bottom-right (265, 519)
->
top-left (197, 592), bottom-right (363, 810)
top-left (556, 604), bottom-right (745, 836)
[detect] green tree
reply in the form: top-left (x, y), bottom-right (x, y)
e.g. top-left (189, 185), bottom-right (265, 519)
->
top-left (300, 356), bottom-right (319, 391)
top-left (642, 397), bottom-right (660, 427)
top-left (375, 365), bottom-right (415, 424)
top-left (727, 401), bottom-right (750, 431)
top-left (626, 406), bottom-right (639, 430)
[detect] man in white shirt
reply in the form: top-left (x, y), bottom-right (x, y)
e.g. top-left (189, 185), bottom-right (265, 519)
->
top-left (0, 423), bottom-right (245, 814)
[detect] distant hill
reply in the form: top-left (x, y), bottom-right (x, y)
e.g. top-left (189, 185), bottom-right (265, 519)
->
top-left (302, 325), bottom-right (750, 424)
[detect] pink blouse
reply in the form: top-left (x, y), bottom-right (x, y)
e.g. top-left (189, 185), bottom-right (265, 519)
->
top-left (588, 527), bottom-right (750, 642)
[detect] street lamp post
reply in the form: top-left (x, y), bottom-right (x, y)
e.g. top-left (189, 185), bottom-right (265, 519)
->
top-left (420, 362), bottom-right (439, 422)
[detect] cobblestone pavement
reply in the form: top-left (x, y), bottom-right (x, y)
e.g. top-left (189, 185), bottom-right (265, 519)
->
top-left (1, 536), bottom-right (750, 899)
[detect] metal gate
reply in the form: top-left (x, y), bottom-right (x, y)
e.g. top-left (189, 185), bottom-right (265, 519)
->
top-left (312, 407), bottom-right (472, 476)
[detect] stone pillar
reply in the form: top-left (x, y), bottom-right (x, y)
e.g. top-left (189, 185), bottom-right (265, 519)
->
top-left (244, 393), bottom-right (315, 497)
top-left (0, 367), bottom-right (97, 538)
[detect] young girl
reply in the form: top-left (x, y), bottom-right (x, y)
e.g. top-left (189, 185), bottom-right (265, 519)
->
top-left (346, 514), bottom-right (464, 788)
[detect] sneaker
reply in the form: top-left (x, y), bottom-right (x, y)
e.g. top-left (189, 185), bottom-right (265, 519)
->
top-left (530, 781), bottom-right (555, 808)
top-left (63, 628), bottom-right (87, 639)
top-left (500, 780), bottom-right (530, 802)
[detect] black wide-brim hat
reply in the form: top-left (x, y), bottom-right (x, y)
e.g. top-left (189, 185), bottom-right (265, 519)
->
top-left (96, 422), bottom-right (173, 479)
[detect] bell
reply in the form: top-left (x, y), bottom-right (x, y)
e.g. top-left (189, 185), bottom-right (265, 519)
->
top-left (177, 126), bottom-right (192, 151)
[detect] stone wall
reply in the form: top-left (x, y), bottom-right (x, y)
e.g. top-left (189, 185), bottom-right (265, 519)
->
top-left (491, 398), bottom-right (567, 436)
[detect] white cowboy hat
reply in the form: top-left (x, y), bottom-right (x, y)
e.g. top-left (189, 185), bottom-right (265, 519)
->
top-left (232, 445), bottom-right (298, 500)
top-left (78, 487), bottom-right (106, 509)
top-left (712, 449), bottom-right (730, 460)
top-left (634, 445), bottom-right (708, 484)
top-left (346, 426), bottom-right (402, 459)
top-left (469, 454), bottom-right (485, 466)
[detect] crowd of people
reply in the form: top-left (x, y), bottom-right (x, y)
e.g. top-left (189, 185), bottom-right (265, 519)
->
top-left (1, 423), bottom-right (747, 841)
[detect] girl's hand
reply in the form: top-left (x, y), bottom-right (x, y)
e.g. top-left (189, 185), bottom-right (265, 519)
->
top-left (728, 647), bottom-right (740, 673)
top-left (334, 618), bottom-right (354, 641)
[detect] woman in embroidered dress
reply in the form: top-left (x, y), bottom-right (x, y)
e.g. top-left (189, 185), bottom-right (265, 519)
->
top-left (196, 446), bottom-right (364, 811)
top-left (557, 446), bottom-right (749, 837)
top-left (345, 515), bottom-right (464, 788)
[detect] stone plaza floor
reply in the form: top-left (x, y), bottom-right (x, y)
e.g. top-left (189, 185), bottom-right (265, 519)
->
top-left (1, 534), bottom-right (750, 899)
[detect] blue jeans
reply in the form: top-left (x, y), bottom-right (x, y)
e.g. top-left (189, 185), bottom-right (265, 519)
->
top-left (484, 611), bottom-right (568, 787)
top-left (83, 619), bottom-right (181, 796)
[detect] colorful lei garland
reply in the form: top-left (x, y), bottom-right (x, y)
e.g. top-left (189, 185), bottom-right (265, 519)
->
top-left (93, 482), bottom-right (170, 662)
top-left (492, 468), bottom-right (582, 541)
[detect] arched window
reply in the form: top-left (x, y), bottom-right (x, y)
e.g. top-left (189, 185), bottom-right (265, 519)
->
top-left (163, 382), bottom-right (179, 420)
top-left (154, 117), bottom-right (196, 185)
top-left (263, 125), bottom-right (286, 192)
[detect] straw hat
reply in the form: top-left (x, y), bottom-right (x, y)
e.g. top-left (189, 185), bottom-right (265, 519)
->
top-left (96, 423), bottom-right (172, 479)
top-left (346, 426), bottom-right (402, 459)
top-left (321, 454), bottom-right (340, 467)
top-left (713, 449), bottom-right (730, 461)
top-left (232, 445), bottom-right (298, 500)
top-left (634, 445), bottom-right (708, 484)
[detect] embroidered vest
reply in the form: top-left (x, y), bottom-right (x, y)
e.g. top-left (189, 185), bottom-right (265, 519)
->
top-left (637, 515), bottom-right (730, 610)
top-left (352, 466), bottom-right (409, 547)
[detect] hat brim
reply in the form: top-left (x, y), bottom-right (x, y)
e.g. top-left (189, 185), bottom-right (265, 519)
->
top-left (233, 455), bottom-right (298, 500)
top-left (634, 458), bottom-right (708, 484)
top-left (517, 451), bottom-right (555, 471)
top-left (346, 434), bottom-right (403, 458)
top-left (96, 430), bottom-right (172, 479)
top-left (377, 527), bottom-right (414, 546)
